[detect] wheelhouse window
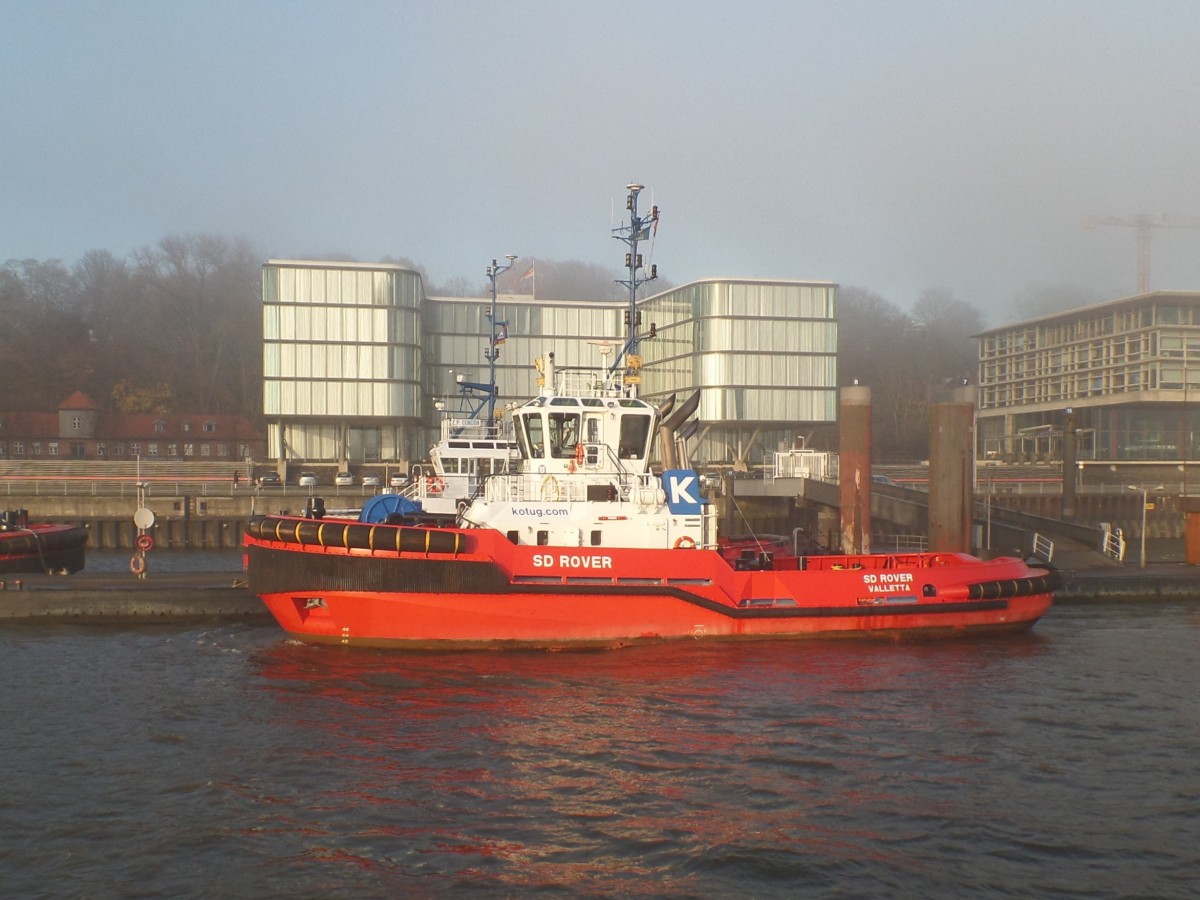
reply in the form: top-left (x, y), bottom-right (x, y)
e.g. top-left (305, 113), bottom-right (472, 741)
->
top-left (520, 413), bottom-right (546, 459)
top-left (618, 414), bottom-right (652, 459)
top-left (548, 412), bottom-right (580, 458)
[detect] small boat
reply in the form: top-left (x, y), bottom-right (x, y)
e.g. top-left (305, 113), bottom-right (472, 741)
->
top-left (243, 184), bottom-right (1057, 649)
top-left (0, 509), bottom-right (87, 575)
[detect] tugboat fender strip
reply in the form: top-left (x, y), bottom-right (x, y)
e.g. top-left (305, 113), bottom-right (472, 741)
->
top-left (965, 571), bottom-right (1060, 600)
top-left (247, 516), bottom-right (464, 556)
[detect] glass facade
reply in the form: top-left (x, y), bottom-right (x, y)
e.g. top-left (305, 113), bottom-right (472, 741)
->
top-left (262, 261), bottom-right (425, 463)
top-left (428, 279), bottom-right (838, 469)
top-left (976, 292), bottom-right (1200, 461)
top-left (636, 280), bottom-right (838, 465)
top-left (265, 263), bottom-right (838, 469)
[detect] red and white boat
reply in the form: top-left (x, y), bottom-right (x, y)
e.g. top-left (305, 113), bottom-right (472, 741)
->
top-left (243, 350), bottom-right (1056, 649)
top-left (243, 185), bottom-right (1055, 648)
top-left (0, 510), bottom-right (87, 575)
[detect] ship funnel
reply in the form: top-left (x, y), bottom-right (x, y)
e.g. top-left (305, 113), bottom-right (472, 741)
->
top-left (676, 418), bottom-right (700, 469)
top-left (657, 393), bottom-right (676, 420)
top-left (658, 389), bottom-right (700, 470)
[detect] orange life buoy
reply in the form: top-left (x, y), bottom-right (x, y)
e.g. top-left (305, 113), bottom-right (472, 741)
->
top-left (673, 535), bottom-right (697, 549)
top-left (129, 554), bottom-right (146, 575)
top-left (426, 476), bottom-right (445, 494)
top-left (575, 443), bottom-right (585, 465)
top-left (135, 533), bottom-right (154, 552)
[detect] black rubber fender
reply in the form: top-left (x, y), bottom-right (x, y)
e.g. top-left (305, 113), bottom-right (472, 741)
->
top-left (246, 515), bottom-right (465, 556)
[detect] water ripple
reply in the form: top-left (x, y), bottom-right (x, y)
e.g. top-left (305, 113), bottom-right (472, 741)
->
top-left (2, 603), bottom-right (1198, 897)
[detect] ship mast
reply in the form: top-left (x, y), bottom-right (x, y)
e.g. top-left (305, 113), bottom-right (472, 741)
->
top-left (611, 183), bottom-right (659, 386)
top-left (481, 254), bottom-right (516, 422)
top-left (448, 255), bottom-right (515, 427)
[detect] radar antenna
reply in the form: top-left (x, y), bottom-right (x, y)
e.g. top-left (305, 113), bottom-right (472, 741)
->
top-left (611, 183), bottom-right (659, 383)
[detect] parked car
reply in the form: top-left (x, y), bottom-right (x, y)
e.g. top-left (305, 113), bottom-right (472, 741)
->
top-left (872, 474), bottom-right (899, 487)
top-left (361, 474), bottom-right (382, 488)
top-left (389, 473), bottom-right (409, 488)
top-left (334, 472), bottom-right (354, 487)
top-left (298, 471), bottom-right (318, 487)
top-left (257, 473), bottom-right (282, 488)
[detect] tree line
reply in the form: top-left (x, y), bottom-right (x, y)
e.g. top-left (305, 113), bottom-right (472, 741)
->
top-left (3, 235), bottom-right (1058, 459)
top-left (1, 236), bottom-right (263, 417)
top-left (0, 242), bottom-right (669, 420)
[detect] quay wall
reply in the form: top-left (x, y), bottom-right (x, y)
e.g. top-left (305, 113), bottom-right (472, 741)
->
top-left (0, 491), bottom-right (339, 550)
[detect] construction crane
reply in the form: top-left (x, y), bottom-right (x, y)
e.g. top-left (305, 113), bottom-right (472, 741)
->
top-left (1083, 213), bottom-right (1200, 294)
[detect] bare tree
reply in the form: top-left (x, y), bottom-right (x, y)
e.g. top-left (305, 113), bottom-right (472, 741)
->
top-left (837, 286), bottom-right (985, 460)
top-left (132, 234), bottom-right (261, 414)
top-left (0, 258), bottom-right (89, 409)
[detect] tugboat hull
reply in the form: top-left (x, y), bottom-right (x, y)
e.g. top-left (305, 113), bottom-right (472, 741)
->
top-left (245, 521), bottom-right (1055, 650)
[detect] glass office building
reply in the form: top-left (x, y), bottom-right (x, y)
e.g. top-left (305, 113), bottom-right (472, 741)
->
top-left (262, 261), bottom-right (425, 465)
top-left (265, 261), bottom-right (838, 470)
top-left (976, 291), bottom-right (1200, 461)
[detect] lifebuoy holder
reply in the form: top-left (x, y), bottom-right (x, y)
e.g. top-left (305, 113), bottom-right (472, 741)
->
top-left (674, 535), bottom-right (697, 549)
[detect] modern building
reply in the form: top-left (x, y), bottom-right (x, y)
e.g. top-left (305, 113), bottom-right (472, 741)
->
top-left (976, 291), bottom-right (1200, 462)
top-left (263, 260), bottom-right (838, 472)
top-left (262, 260), bottom-right (425, 467)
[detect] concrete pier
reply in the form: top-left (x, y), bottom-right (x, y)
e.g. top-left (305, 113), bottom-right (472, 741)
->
top-left (1051, 564), bottom-right (1200, 604)
top-left (0, 570), bottom-right (268, 622)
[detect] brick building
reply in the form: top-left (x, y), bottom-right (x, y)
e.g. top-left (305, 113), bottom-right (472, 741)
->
top-left (0, 391), bottom-right (265, 463)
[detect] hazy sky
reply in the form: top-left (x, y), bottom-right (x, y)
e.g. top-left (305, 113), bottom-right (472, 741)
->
top-left (5, 1), bottom-right (1200, 324)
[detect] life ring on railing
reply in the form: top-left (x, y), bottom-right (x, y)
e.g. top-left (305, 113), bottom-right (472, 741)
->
top-left (426, 476), bottom-right (445, 495)
top-left (541, 475), bottom-right (561, 502)
top-left (673, 535), bottom-right (697, 549)
top-left (129, 554), bottom-right (146, 575)
top-left (575, 443), bottom-right (585, 465)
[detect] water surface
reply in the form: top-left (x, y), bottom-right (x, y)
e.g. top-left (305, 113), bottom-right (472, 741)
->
top-left (2, 601), bottom-right (1197, 898)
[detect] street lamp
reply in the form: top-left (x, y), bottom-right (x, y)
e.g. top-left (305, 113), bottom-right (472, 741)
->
top-left (1128, 485), bottom-right (1148, 567)
top-left (1127, 484), bottom-right (1164, 567)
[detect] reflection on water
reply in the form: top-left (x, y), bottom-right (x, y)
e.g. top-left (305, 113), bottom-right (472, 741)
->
top-left (85, 548), bottom-right (244, 573)
top-left (2, 605), bottom-right (1197, 898)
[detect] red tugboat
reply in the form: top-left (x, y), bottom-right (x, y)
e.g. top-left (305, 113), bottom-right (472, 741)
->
top-left (244, 350), bottom-right (1055, 649)
top-left (243, 185), bottom-right (1057, 649)
top-left (0, 510), bottom-right (87, 575)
